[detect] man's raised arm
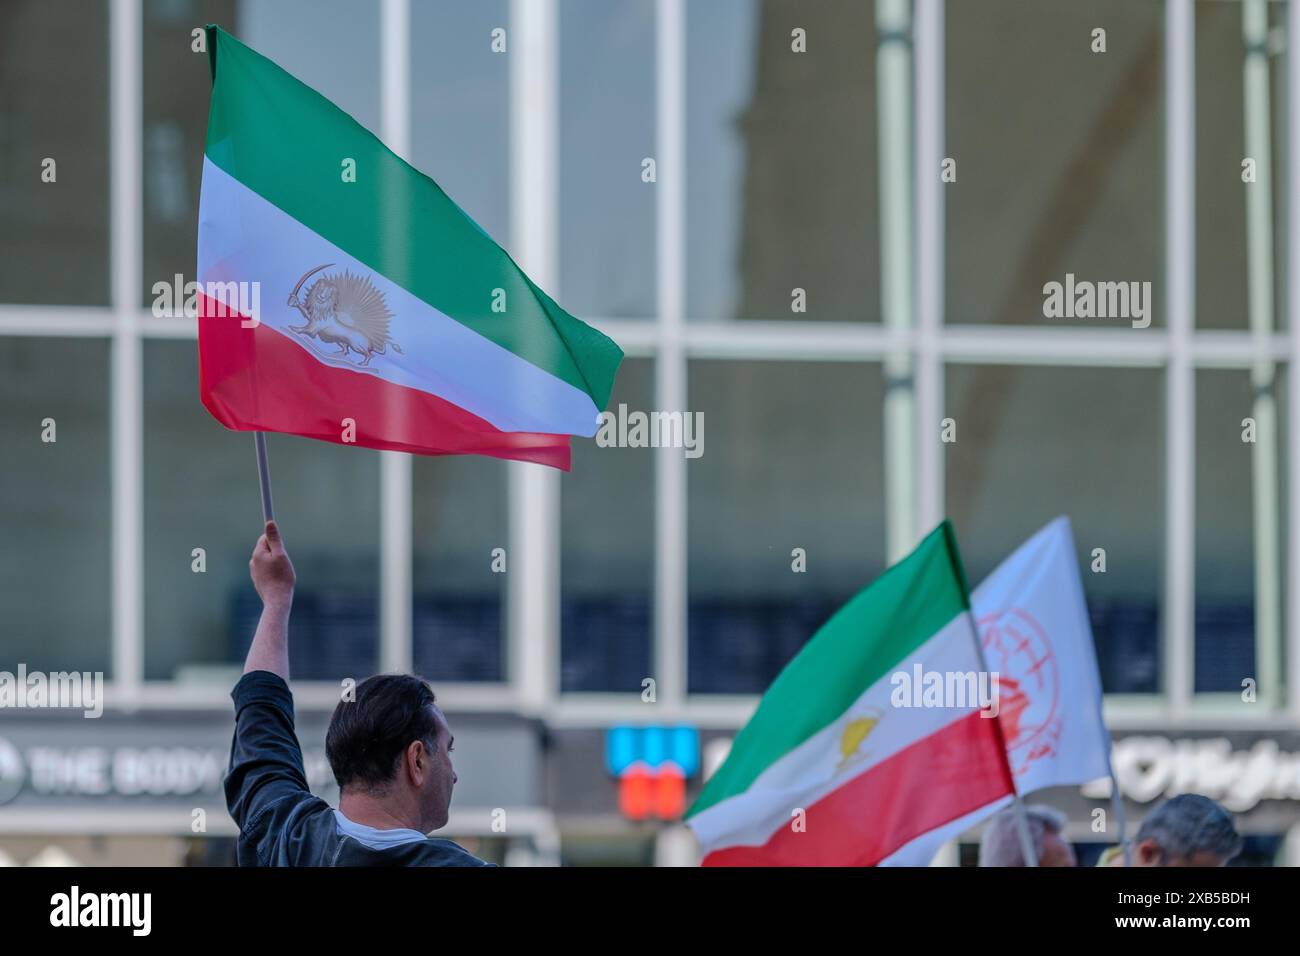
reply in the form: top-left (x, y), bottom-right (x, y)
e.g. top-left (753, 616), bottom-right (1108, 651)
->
top-left (225, 520), bottom-right (309, 847)
top-left (243, 520), bottom-right (295, 679)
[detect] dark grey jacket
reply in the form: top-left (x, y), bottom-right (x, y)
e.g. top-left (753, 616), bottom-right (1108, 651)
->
top-left (225, 670), bottom-right (492, 867)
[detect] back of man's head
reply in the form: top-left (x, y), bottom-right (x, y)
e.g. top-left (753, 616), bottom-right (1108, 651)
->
top-left (1134, 794), bottom-right (1242, 867)
top-left (326, 674), bottom-right (438, 792)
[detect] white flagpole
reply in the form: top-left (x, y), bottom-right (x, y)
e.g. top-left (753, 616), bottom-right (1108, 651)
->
top-left (965, 607), bottom-right (1038, 867)
top-left (253, 432), bottom-right (275, 523)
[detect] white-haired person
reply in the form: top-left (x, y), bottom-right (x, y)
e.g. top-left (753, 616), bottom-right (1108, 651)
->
top-left (978, 804), bottom-right (1077, 867)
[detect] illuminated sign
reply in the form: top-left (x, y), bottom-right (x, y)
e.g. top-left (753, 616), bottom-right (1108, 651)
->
top-left (1082, 737), bottom-right (1300, 811)
top-left (0, 735), bottom-right (334, 807)
top-left (606, 726), bottom-right (699, 821)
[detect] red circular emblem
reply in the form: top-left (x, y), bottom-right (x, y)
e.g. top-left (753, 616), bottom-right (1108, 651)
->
top-left (977, 607), bottom-right (1062, 776)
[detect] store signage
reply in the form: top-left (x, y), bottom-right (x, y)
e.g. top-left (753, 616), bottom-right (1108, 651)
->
top-left (0, 735), bottom-right (334, 806)
top-left (1082, 736), bottom-right (1300, 811)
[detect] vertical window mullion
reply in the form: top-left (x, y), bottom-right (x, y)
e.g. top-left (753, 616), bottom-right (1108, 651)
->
top-left (1164, 0), bottom-right (1195, 716)
top-left (1287, 0), bottom-right (1300, 720)
top-left (111, 0), bottom-right (143, 702)
top-left (877, 0), bottom-right (917, 562)
top-left (1242, 0), bottom-right (1282, 707)
top-left (508, 0), bottom-right (561, 713)
top-left (656, 0), bottom-right (687, 708)
top-left (379, 0), bottom-right (414, 675)
top-left (915, 0), bottom-right (944, 535)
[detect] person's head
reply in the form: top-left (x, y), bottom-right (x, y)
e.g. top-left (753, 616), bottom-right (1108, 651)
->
top-left (325, 675), bottom-right (456, 832)
top-left (978, 804), bottom-right (1076, 867)
top-left (1131, 794), bottom-right (1242, 867)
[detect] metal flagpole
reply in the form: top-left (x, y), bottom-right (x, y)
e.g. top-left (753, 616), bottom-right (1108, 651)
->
top-left (253, 432), bottom-right (275, 523)
top-left (1105, 744), bottom-right (1131, 866)
top-left (965, 607), bottom-right (1039, 867)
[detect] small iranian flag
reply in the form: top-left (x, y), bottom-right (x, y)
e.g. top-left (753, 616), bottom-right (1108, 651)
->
top-left (686, 523), bottom-right (1017, 866)
top-left (196, 26), bottom-right (622, 470)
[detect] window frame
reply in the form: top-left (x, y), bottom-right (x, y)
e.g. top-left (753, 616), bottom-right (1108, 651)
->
top-left (0, 0), bottom-right (1293, 730)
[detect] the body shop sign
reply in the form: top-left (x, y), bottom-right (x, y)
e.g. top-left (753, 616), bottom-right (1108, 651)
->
top-left (0, 735), bottom-right (334, 807)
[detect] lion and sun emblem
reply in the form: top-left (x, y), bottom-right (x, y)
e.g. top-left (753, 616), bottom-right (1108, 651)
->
top-left (836, 709), bottom-right (882, 771)
top-left (286, 263), bottom-right (403, 368)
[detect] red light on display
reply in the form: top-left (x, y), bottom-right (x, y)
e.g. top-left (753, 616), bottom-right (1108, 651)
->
top-left (618, 763), bottom-right (654, 821)
top-left (654, 764), bottom-right (686, 820)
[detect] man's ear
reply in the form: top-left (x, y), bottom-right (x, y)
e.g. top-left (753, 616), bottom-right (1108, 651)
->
top-left (405, 739), bottom-right (427, 783)
top-left (1136, 838), bottom-right (1163, 866)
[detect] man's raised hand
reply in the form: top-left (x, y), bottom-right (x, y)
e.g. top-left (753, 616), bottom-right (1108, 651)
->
top-left (250, 520), bottom-right (296, 610)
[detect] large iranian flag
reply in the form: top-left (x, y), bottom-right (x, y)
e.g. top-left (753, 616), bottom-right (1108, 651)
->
top-left (197, 26), bottom-right (622, 470)
top-left (686, 523), bottom-right (1017, 866)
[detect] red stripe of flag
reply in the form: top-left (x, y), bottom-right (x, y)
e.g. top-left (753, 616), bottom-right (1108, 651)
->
top-left (197, 296), bottom-right (571, 469)
top-left (701, 710), bottom-right (1015, 866)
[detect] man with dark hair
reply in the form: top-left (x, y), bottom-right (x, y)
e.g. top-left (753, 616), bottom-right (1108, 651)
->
top-left (224, 521), bottom-right (491, 866)
top-left (1099, 793), bottom-right (1243, 867)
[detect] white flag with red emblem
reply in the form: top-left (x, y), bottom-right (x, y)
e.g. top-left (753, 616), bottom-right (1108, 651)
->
top-left (971, 516), bottom-right (1112, 795)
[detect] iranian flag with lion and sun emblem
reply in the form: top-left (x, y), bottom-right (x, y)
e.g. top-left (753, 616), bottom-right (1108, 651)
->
top-left (196, 25), bottom-right (622, 470)
top-left (686, 523), bottom-right (1019, 866)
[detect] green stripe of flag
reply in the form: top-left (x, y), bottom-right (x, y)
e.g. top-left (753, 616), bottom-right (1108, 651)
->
top-left (688, 522), bottom-right (972, 818)
top-left (203, 24), bottom-right (622, 408)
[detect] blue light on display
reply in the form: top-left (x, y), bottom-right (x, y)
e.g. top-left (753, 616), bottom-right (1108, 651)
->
top-left (670, 726), bottom-right (699, 776)
top-left (642, 725), bottom-right (668, 767)
top-left (605, 725), bottom-right (700, 777)
top-left (606, 725), bottom-right (638, 776)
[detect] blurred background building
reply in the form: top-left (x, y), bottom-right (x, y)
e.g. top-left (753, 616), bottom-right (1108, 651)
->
top-left (0, 0), bottom-right (1298, 865)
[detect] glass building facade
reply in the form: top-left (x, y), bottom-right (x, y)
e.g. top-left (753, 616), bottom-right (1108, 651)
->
top-left (1, 0), bottom-right (1299, 865)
